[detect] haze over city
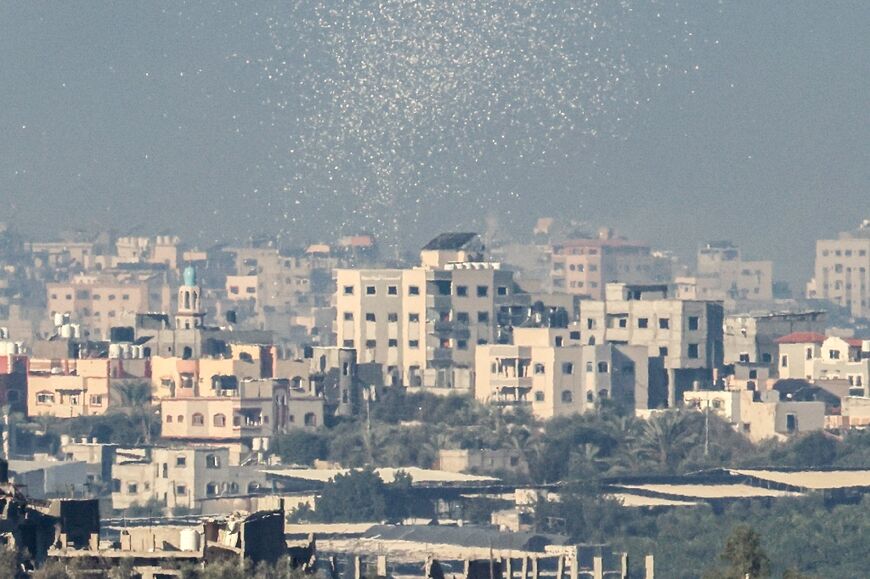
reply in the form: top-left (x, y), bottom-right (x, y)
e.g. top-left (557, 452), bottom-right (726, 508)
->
top-left (0, 2), bottom-right (869, 578)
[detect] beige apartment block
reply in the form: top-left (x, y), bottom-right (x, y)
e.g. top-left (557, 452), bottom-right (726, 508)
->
top-left (683, 389), bottom-right (824, 443)
top-left (777, 333), bottom-right (870, 396)
top-left (111, 446), bottom-right (267, 511)
top-left (474, 327), bottom-right (649, 418)
top-left (160, 377), bottom-right (323, 442)
top-left (806, 220), bottom-right (870, 319)
top-left (550, 231), bottom-right (667, 300)
top-left (691, 241), bottom-right (773, 303)
top-left (335, 233), bottom-right (520, 391)
top-left (47, 271), bottom-right (171, 341)
top-left (27, 358), bottom-right (148, 419)
top-left (579, 283), bottom-right (724, 408)
top-left (114, 235), bottom-right (181, 270)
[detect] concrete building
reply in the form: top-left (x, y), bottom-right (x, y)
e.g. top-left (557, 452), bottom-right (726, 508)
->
top-left (8, 457), bottom-right (89, 499)
top-left (776, 333), bottom-right (870, 397)
top-left (723, 310), bottom-right (827, 366)
top-left (335, 233), bottom-right (524, 392)
top-left (437, 449), bottom-right (528, 477)
top-left (580, 283), bottom-right (724, 408)
top-left (674, 241), bottom-right (773, 304)
top-left (111, 446), bottom-right (267, 511)
top-left (46, 270), bottom-right (172, 341)
top-left (550, 230), bottom-right (669, 300)
top-left (27, 357), bottom-right (149, 419)
top-left (806, 219), bottom-right (870, 319)
top-left (474, 327), bottom-right (649, 418)
top-left (683, 389), bottom-right (825, 443)
top-left (160, 376), bottom-right (323, 442)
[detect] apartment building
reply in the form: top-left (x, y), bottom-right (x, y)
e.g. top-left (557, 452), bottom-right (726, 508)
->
top-left (723, 310), bottom-right (827, 366)
top-left (674, 241), bottom-right (773, 304)
top-left (580, 283), bottom-right (724, 408)
top-left (683, 388), bottom-right (824, 443)
top-left (46, 271), bottom-right (172, 340)
top-left (335, 233), bottom-right (523, 392)
top-left (776, 333), bottom-right (870, 397)
top-left (111, 446), bottom-right (267, 511)
top-left (160, 373), bottom-right (323, 442)
top-left (114, 236), bottom-right (181, 270)
top-left (550, 230), bottom-right (668, 300)
top-left (27, 357), bottom-right (149, 419)
top-left (806, 220), bottom-right (870, 319)
top-left (474, 327), bottom-right (648, 419)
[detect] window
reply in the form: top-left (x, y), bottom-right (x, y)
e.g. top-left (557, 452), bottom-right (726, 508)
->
top-left (343, 312), bottom-right (353, 321)
top-left (36, 392), bottom-right (54, 405)
top-left (365, 339), bottom-right (376, 349)
top-left (638, 318), bottom-right (649, 329)
top-left (192, 413), bottom-right (204, 426)
top-left (806, 348), bottom-right (813, 360)
top-left (409, 340), bottom-right (419, 349)
top-left (659, 347), bottom-right (669, 357)
top-left (177, 415), bottom-right (184, 423)
top-left (786, 414), bottom-right (797, 433)
top-left (456, 312), bottom-right (469, 323)
top-left (497, 286), bottom-right (508, 296)
top-left (688, 344), bottom-right (699, 359)
top-left (213, 414), bottom-right (226, 427)
top-left (89, 394), bottom-right (103, 406)
top-left (586, 362), bottom-right (594, 373)
top-left (659, 318), bottom-right (670, 329)
top-left (586, 391), bottom-right (594, 403)
top-left (206, 482), bottom-right (219, 497)
top-left (477, 286), bottom-right (488, 297)
top-left (245, 287), bottom-right (255, 294)
top-left (829, 349), bottom-right (841, 360)
top-left (587, 318), bottom-right (596, 330)
top-left (409, 313), bottom-right (420, 322)
top-left (206, 454), bottom-right (221, 469)
top-left (761, 353), bottom-right (772, 363)
top-left (688, 316), bottom-right (699, 331)
top-left (749, 369), bottom-right (758, 380)
top-left (456, 285), bottom-right (468, 297)
top-left (304, 413), bottom-right (318, 427)
top-left (176, 456), bottom-right (187, 467)
top-left (534, 391), bottom-right (545, 402)
top-left (561, 391), bottom-right (573, 403)
top-left (176, 485), bottom-right (187, 496)
top-left (365, 313), bottom-right (376, 322)
top-left (388, 339), bottom-right (398, 347)
top-left (387, 285), bottom-right (398, 295)
top-left (597, 362), bottom-right (609, 373)
top-left (166, 415), bottom-right (173, 423)
top-left (562, 362), bottom-right (574, 375)
top-left (365, 285), bottom-right (376, 295)
top-left (781, 355), bottom-right (789, 368)
top-left (477, 311), bottom-right (490, 323)
top-left (387, 313), bottom-right (399, 322)
top-left (408, 285), bottom-right (420, 296)
top-left (343, 285), bottom-right (354, 295)
top-left (456, 340), bottom-right (468, 350)
top-left (570, 331), bottom-right (581, 340)
top-left (534, 363), bottom-right (545, 375)
top-left (127, 483), bottom-right (138, 495)
top-left (618, 318), bottom-right (627, 328)
top-left (343, 339), bottom-right (354, 348)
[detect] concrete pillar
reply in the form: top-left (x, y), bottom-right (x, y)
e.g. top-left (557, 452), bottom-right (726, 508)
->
top-left (667, 368), bottom-right (677, 408)
top-left (506, 557), bottom-right (513, 579)
top-left (644, 554), bottom-right (654, 579)
top-left (592, 556), bottom-right (603, 579)
top-left (521, 557), bottom-right (529, 579)
top-left (556, 556), bottom-right (564, 579)
top-left (531, 557), bottom-right (539, 579)
top-left (354, 556), bottom-right (362, 579)
top-left (569, 547), bottom-right (579, 579)
top-left (377, 555), bottom-right (388, 577)
top-left (620, 553), bottom-right (629, 579)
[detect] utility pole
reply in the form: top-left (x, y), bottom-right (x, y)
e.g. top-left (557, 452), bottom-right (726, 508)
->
top-left (704, 400), bottom-right (710, 457)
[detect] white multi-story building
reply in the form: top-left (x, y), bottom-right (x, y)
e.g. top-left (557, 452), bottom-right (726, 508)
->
top-left (776, 333), bottom-right (870, 397)
top-left (335, 233), bottom-right (525, 392)
top-left (474, 327), bottom-right (648, 418)
top-left (579, 283), bottom-right (724, 408)
top-left (806, 220), bottom-right (870, 319)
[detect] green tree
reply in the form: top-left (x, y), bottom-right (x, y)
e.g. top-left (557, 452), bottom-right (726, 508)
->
top-left (635, 411), bottom-right (698, 472)
top-left (705, 524), bottom-right (771, 579)
top-left (313, 468), bottom-right (387, 522)
top-left (271, 430), bottom-right (328, 466)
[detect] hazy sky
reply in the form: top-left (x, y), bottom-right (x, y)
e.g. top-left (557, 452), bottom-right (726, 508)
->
top-left (1, 1), bottom-right (867, 286)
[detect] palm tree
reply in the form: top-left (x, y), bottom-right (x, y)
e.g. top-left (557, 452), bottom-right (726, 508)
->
top-left (634, 411), bottom-right (698, 472)
top-left (113, 381), bottom-right (157, 445)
